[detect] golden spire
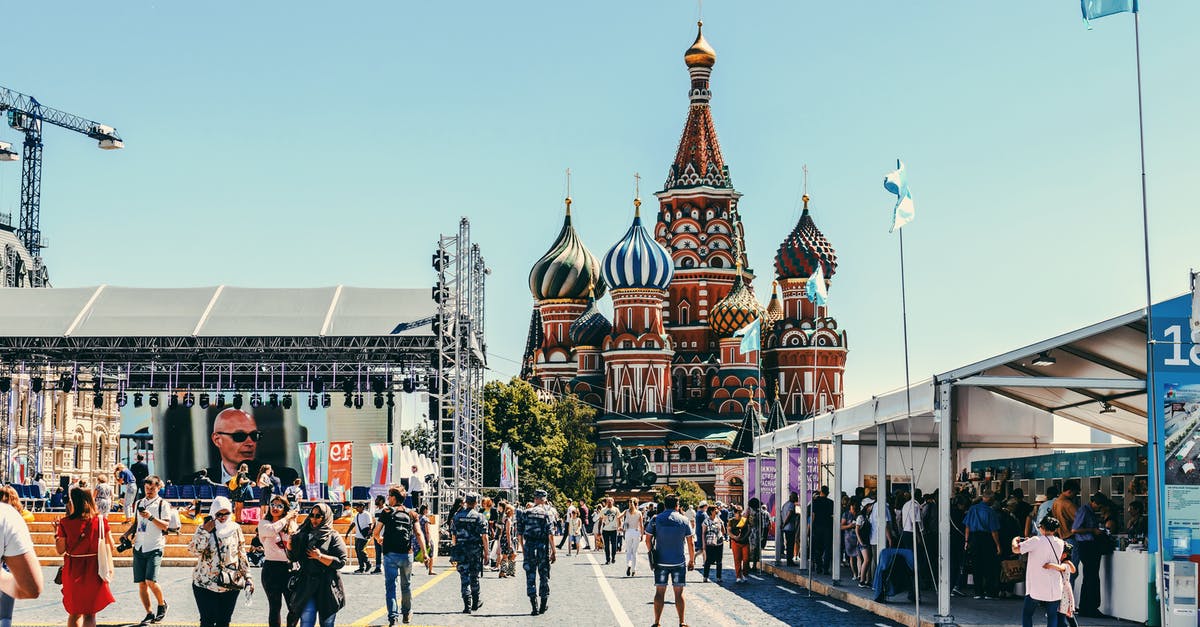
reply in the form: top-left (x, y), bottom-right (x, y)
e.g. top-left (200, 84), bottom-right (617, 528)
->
top-left (565, 167), bottom-right (573, 216)
top-left (633, 172), bottom-right (642, 217)
top-left (685, 20), bottom-right (717, 68)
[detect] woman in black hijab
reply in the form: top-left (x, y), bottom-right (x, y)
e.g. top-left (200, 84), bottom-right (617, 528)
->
top-left (286, 502), bottom-right (346, 627)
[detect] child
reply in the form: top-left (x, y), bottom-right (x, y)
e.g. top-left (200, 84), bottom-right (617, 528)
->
top-left (1052, 543), bottom-right (1078, 627)
top-left (567, 509), bottom-right (582, 556)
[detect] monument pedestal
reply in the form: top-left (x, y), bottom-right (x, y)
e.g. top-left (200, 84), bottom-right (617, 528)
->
top-left (604, 488), bottom-right (658, 505)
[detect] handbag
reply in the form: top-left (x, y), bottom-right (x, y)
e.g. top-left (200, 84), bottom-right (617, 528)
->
top-left (97, 518), bottom-right (114, 582)
top-left (211, 531), bottom-right (246, 590)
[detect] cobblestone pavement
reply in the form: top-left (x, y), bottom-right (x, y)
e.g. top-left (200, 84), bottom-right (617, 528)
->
top-left (15, 542), bottom-right (902, 626)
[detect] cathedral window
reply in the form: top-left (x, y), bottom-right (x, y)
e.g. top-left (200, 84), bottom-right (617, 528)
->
top-left (706, 209), bottom-right (714, 220)
top-left (679, 303), bottom-right (689, 325)
top-left (711, 257), bottom-right (724, 268)
top-left (653, 449), bottom-right (665, 462)
top-left (682, 258), bottom-right (695, 268)
top-left (695, 446), bottom-right (708, 462)
top-left (678, 446), bottom-right (692, 462)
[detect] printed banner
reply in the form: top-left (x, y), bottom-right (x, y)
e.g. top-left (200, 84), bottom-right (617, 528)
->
top-left (328, 441), bottom-right (353, 502)
top-left (745, 447), bottom-right (807, 519)
top-left (9, 454), bottom-right (25, 485)
top-left (1151, 294), bottom-right (1200, 559)
top-left (499, 443), bottom-right (516, 489)
top-left (298, 441), bottom-right (325, 499)
top-left (369, 443), bottom-right (390, 496)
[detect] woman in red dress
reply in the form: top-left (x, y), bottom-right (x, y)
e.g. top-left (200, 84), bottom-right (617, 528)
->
top-left (55, 487), bottom-right (116, 627)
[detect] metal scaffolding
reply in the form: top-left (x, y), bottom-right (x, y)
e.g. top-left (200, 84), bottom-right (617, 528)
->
top-left (433, 218), bottom-right (487, 517)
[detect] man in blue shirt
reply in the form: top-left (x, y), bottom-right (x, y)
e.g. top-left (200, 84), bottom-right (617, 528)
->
top-left (962, 493), bottom-right (1002, 599)
top-left (645, 494), bottom-right (695, 627)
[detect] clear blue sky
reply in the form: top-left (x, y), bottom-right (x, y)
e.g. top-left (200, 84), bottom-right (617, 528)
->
top-left (3, 2), bottom-right (1197, 405)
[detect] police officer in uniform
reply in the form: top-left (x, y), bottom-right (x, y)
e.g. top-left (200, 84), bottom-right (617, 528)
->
top-left (451, 493), bottom-right (489, 614)
top-left (516, 489), bottom-right (556, 615)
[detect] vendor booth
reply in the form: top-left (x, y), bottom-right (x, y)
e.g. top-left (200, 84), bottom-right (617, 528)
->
top-left (755, 297), bottom-right (1195, 626)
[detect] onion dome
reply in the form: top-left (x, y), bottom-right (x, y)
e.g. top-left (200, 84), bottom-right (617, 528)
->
top-left (569, 293), bottom-right (612, 347)
top-left (684, 21), bottom-right (716, 68)
top-left (774, 194), bottom-right (837, 281)
top-left (529, 202), bottom-right (607, 301)
top-left (708, 266), bottom-right (766, 338)
top-left (764, 281), bottom-right (783, 328)
top-left (602, 198), bottom-right (674, 291)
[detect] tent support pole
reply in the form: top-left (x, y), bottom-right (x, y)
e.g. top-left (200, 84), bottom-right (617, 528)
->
top-left (936, 382), bottom-right (954, 623)
top-left (831, 434), bottom-right (843, 583)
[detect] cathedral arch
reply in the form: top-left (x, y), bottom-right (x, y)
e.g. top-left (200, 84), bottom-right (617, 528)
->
top-left (695, 446), bottom-right (708, 462)
top-left (707, 251), bottom-right (734, 268)
top-left (653, 449), bottom-right (665, 463)
top-left (678, 446), bottom-right (692, 462)
top-left (718, 399), bottom-right (741, 413)
top-left (722, 375), bottom-right (741, 388)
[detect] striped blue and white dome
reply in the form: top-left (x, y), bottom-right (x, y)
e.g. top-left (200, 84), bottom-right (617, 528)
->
top-left (602, 211), bottom-right (674, 291)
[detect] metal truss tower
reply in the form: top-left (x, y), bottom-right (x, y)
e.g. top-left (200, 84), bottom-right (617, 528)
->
top-left (433, 218), bottom-right (487, 516)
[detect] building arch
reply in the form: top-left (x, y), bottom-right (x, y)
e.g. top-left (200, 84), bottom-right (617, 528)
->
top-left (678, 446), bottom-right (692, 462)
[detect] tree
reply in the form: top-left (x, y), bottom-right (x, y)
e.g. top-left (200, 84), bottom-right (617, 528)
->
top-left (397, 423), bottom-right (436, 460)
top-left (658, 479), bottom-right (708, 510)
top-left (553, 394), bottom-right (597, 503)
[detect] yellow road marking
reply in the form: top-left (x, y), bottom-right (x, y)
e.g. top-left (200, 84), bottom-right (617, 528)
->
top-left (350, 567), bottom-right (456, 626)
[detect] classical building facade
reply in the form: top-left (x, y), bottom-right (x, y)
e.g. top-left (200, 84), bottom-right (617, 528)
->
top-left (523, 22), bottom-right (849, 494)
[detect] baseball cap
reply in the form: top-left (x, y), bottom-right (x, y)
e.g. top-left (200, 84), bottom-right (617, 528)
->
top-left (464, 492), bottom-right (479, 503)
top-left (861, 497), bottom-right (875, 507)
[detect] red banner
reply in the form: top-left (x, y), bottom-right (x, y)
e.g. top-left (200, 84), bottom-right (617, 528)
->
top-left (328, 441), bottom-right (353, 502)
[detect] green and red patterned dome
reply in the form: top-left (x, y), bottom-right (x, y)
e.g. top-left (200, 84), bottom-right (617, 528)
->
top-left (708, 268), bottom-right (765, 338)
top-left (774, 195), bottom-right (837, 281)
top-left (529, 207), bottom-right (607, 301)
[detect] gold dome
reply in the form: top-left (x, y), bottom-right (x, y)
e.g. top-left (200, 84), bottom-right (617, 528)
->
top-left (684, 21), bottom-right (716, 68)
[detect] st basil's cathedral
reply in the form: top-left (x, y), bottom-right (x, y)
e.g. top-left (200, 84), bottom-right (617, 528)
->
top-left (521, 21), bottom-right (849, 498)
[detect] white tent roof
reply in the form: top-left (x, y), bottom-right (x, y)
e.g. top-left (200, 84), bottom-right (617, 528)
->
top-left (0, 285), bottom-right (436, 338)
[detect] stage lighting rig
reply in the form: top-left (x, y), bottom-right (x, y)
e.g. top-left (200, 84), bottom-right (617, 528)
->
top-left (250, 393), bottom-right (263, 408)
top-left (0, 377), bottom-right (11, 394)
top-left (373, 393), bottom-right (384, 409)
top-left (343, 394), bottom-right (353, 408)
top-left (30, 377), bottom-right (43, 393)
top-left (307, 395), bottom-right (318, 411)
top-left (321, 393), bottom-right (331, 408)
top-left (354, 394), bottom-right (364, 410)
top-left (93, 392), bottom-right (103, 409)
top-left (281, 394), bottom-right (293, 410)
top-left (116, 391), bottom-right (127, 408)
top-left (268, 393), bottom-right (279, 408)
top-left (232, 393), bottom-right (244, 409)
top-left (199, 393), bottom-right (210, 409)
top-left (133, 392), bottom-right (144, 408)
top-left (59, 373), bottom-right (74, 392)
top-left (148, 392), bottom-right (159, 408)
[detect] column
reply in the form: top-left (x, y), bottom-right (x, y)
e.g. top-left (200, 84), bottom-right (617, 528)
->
top-left (875, 427), bottom-right (887, 563)
top-left (937, 383), bottom-right (953, 621)
top-left (831, 434), bottom-right (843, 582)
top-left (775, 446), bottom-right (785, 565)
top-left (799, 443), bottom-right (810, 574)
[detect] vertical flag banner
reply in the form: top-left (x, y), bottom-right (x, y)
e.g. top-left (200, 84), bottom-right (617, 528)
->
top-left (734, 318), bottom-right (761, 355)
top-left (327, 441), bottom-right (353, 502)
top-left (1150, 294), bottom-right (1200, 558)
top-left (9, 454), bottom-right (25, 485)
top-left (298, 441), bottom-right (325, 499)
top-left (806, 264), bottom-right (828, 306)
top-left (369, 443), bottom-right (391, 493)
top-left (499, 443), bottom-right (513, 489)
top-left (884, 159), bottom-right (914, 232)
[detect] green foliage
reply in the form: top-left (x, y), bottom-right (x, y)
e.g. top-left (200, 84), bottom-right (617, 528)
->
top-left (483, 378), bottom-right (597, 506)
top-left (397, 423), bottom-right (436, 460)
top-left (657, 479), bottom-right (708, 510)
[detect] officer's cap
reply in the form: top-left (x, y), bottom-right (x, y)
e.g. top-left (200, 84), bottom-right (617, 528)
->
top-left (533, 489), bottom-right (548, 499)
top-left (464, 492), bottom-right (479, 503)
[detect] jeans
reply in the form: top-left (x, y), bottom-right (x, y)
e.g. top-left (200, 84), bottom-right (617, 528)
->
top-left (193, 585), bottom-right (239, 627)
top-left (382, 552), bottom-right (413, 620)
top-left (299, 597), bottom-right (336, 627)
top-left (123, 484), bottom-right (137, 518)
top-left (1075, 541), bottom-right (1102, 614)
top-left (261, 561), bottom-right (290, 627)
top-left (624, 530), bottom-right (641, 571)
top-left (602, 530), bottom-right (618, 563)
top-left (783, 526), bottom-right (796, 562)
top-left (1021, 595), bottom-right (1061, 627)
top-left (354, 538), bottom-right (370, 571)
top-left (702, 545), bottom-right (724, 580)
top-left (968, 535), bottom-right (999, 597)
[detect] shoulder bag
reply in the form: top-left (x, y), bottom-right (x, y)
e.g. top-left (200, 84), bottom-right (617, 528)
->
top-left (97, 517), bottom-right (114, 582)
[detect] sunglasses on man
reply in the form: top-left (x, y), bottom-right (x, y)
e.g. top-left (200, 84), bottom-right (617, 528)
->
top-left (215, 430), bottom-right (264, 443)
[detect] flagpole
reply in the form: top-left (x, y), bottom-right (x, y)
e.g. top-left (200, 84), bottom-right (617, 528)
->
top-left (898, 227), bottom-right (919, 617)
top-left (1131, 10), bottom-right (1167, 622)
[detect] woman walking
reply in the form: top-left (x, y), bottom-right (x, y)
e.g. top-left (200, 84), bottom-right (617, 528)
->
top-left (497, 505), bottom-right (516, 578)
top-left (617, 498), bottom-right (643, 577)
top-left (55, 488), bottom-right (116, 627)
top-left (745, 498), bottom-right (767, 574)
top-left (566, 510), bottom-right (582, 556)
top-left (258, 495), bottom-right (297, 627)
top-left (417, 504), bottom-right (436, 575)
top-left (701, 504), bottom-right (726, 583)
top-left (188, 497), bottom-right (251, 627)
top-left (841, 500), bottom-right (861, 581)
top-left (257, 465), bottom-right (277, 517)
top-left (286, 503), bottom-right (346, 627)
top-left (729, 505), bottom-right (751, 583)
top-left (92, 475), bottom-right (113, 518)
top-left (229, 463), bottom-right (252, 522)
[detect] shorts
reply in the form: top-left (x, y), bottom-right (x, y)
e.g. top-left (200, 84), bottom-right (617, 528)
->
top-left (653, 564), bottom-right (687, 587)
top-left (133, 548), bottom-right (163, 583)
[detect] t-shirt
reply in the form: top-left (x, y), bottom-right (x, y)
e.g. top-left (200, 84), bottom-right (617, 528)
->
top-left (377, 507), bottom-right (417, 555)
top-left (408, 473), bottom-right (425, 493)
top-left (646, 509), bottom-right (693, 568)
top-left (134, 497), bottom-right (173, 552)
top-left (600, 507), bottom-right (620, 531)
top-left (1018, 534), bottom-right (1065, 602)
top-left (0, 503), bottom-right (32, 557)
top-left (352, 511), bottom-right (373, 540)
top-left (622, 509), bottom-right (642, 533)
top-left (118, 469), bottom-right (136, 487)
top-left (811, 496), bottom-right (834, 526)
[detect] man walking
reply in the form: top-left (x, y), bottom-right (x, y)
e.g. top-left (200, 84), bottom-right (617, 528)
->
top-left (115, 464), bottom-right (137, 521)
top-left (963, 492), bottom-right (1002, 600)
top-left (122, 475), bottom-right (174, 624)
top-left (599, 498), bottom-right (620, 565)
top-left (131, 453), bottom-right (150, 501)
top-left (577, 500), bottom-right (592, 550)
top-left (645, 494), bottom-right (695, 627)
top-left (517, 489), bottom-right (556, 616)
top-left (373, 486), bottom-right (428, 625)
top-left (451, 493), bottom-right (488, 614)
top-left (811, 486), bottom-right (835, 574)
top-left (407, 466), bottom-right (424, 508)
top-left (346, 502), bottom-right (373, 574)
top-left (782, 492), bottom-right (800, 566)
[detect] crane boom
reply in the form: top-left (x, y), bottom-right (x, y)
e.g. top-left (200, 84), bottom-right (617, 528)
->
top-left (0, 86), bottom-right (123, 285)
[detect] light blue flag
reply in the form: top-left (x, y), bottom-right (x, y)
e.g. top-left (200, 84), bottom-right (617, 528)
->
top-left (884, 159), bottom-right (914, 232)
top-left (806, 264), bottom-right (828, 306)
top-left (734, 318), bottom-right (760, 355)
top-left (1082, 0), bottom-right (1137, 28)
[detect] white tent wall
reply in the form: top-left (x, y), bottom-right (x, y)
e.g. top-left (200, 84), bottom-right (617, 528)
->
top-left (855, 446), bottom-right (940, 493)
top-left (327, 405), bottom-right (389, 487)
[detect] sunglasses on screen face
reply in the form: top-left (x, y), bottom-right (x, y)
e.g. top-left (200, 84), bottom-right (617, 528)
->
top-left (216, 430), bottom-right (264, 443)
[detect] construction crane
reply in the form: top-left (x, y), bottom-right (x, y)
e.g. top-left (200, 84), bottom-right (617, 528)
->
top-left (0, 86), bottom-right (123, 287)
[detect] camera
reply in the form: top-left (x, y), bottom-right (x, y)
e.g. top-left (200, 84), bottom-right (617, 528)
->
top-left (116, 537), bottom-right (133, 553)
top-left (137, 505), bottom-right (147, 513)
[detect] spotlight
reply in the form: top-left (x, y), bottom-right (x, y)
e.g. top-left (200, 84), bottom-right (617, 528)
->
top-left (133, 392), bottom-right (144, 408)
top-left (0, 377), bottom-right (11, 394)
top-left (1100, 402), bottom-right (1117, 414)
top-left (168, 393), bottom-right (179, 407)
top-left (373, 393), bottom-right (384, 409)
top-left (232, 393), bottom-right (244, 409)
top-left (148, 392), bottom-right (159, 408)
top-left (1031, 351), bottom-right (1056, 367)
top-left (183, 392), bottom-right (195, 408)
top-left (116, 391), bottom-right (128, 408)
top-left (268, 393), bottom-right (279, 408)
top-left (312, 379), bottom-right (325, 395)
top-left (402, 377), bottom-right (415, 394)
top-left (354, 394), bottom-right (364, 410)
top-left (250, 393), bottom-right (263, 408)
top-left (215, 393), bottom-right (226, 407)
top-left (30, 377), bottom-right (43, 393)
top-left (340, 379), bottom-right (355, 395)
top-left (343, 393), bottom-right (353, 408)
top-left (307, 395), bottom-right (319, 411)
top-left (386, 392), bottom-right (395, 408)
top-left (281, 394), bottom-right (293, 410)
top-left (93, 392), bottom-right (104, 409)
top-left (59, 374), bottom-right (74, 392)
top-left (321, 393), bottom-right (331, 408)
top-left (371, 377), bottom-right (386, 395)
top-left (199, 393), bottom-right (210, 409)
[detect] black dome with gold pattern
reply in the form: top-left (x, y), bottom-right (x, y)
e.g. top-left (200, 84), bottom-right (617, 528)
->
top-left (774, 195), bottom-right (837, 281)
top-left (568, 295), bottom-right (612, 347)
top-left (708, 270), bottom-right (765, 338)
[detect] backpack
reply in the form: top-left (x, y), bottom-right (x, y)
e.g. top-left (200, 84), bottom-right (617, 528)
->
top-left (703, 519), bottom-right (724, 547)
top-left (383, 508), bottom-right (414, 552)
top-left (856, 514), bottom-right (873, 546)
